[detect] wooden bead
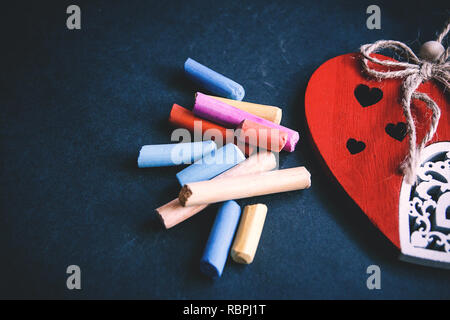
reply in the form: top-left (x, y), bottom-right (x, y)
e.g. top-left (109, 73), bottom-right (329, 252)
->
top-left (419, 41), bottom-right (445, 62)
top-left (231, 204), bottom-right (267, 264)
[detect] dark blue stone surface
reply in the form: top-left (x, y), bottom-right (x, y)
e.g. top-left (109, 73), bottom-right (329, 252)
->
top-left (1, 0), bottom-right (449, 299)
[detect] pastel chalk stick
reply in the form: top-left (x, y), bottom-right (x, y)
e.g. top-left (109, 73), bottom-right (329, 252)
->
top-left (231, 204), bottom-right (268, 264)
top-left (208, 95), bottom-right (282, 124)
top-left (193, 92), bottom-right (299, 152)
top-left (137, 141), bottom-right (216, 168)
top-left (169, 103), bottom-right (229, 138)
top-left (168, 103), bottom-right (254, 156)
top-left (200, 200), bottom-right (241, 278)
top-left (184, 58), bottom-right (245, 101)
top-left (156, 151), bottom-right (277, 229)
top-left (236, 119), bottom-right (288, 152)
top-left (179, 166), bottom-right (311, 206)
top-left (175, 143), bottom-right (245, 186)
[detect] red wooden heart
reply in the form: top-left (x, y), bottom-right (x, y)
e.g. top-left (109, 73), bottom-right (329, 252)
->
top-left (305, 53), bottom-right (450, 248)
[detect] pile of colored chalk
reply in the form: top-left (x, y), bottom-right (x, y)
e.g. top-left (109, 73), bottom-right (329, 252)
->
top-left (138, 58), bottom-right (311, 278)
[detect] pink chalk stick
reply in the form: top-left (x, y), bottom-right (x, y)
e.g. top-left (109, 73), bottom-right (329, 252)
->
top-left (193, 92), bottom-right (299, 152)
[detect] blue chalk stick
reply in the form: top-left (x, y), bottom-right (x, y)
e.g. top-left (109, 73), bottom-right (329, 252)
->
top-left (184, 58), bottom-right (245, 101)
top-left (137, 140), bottom-right (216, 168)
top-left (176, 143), bottom-right (245, 186)
top-left (200, 200), bottom-right (241, 278)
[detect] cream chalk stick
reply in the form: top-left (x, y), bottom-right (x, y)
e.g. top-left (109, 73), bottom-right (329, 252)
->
top-left (231, 204), bottom-right (267, 264)
top-left (156, 152), bottom-right (277, 229)
top-left (208, 95), bottom-right (282, 124)
top-left (179, 166), bottom-right (311, 206)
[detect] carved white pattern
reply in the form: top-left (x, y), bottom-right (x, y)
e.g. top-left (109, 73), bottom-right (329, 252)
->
top-left (399, 142), bottom-right (450, 265)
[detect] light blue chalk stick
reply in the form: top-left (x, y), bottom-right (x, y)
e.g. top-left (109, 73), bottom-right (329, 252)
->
top-left (176, 143), bottom-right (245, 186)
top-left (184, 58), bottom-right (245, 101)
top-left (137, 140), bottom-right (216, 168)
top-left (200, 200), bottom-right (241, 278)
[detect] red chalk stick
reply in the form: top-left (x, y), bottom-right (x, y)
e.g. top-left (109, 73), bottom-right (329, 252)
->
top-left (169, 104), bottom-right (254, 156)
top-left (236, 119), bottom-right (288, 152)
top-left (169, 103), bottom-right (228, 137)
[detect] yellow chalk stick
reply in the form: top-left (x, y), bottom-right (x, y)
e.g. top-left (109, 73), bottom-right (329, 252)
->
top-left (208, 95), bottom-right (282, 124)
top-left (231, 204), bottom-right (267, 264)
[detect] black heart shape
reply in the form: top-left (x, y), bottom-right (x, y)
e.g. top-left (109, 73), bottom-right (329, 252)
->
top-left (346, 138), bottom-right (366, 154)
top-left (385, 122), bottom-right (407, 142)
top-left (354, 84), bottom-right (383, 107)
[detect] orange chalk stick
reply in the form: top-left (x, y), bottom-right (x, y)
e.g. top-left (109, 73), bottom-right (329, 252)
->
top-left (169, 104), bottom-right (254, 156)
top-left (169, 103), bottom-right (227, 137)
top-left (236, 119), bottom-right (288, 152)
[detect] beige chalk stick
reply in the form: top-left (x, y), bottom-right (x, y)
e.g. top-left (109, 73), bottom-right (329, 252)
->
top-left (179, 166), bottom-right (311, 207)
top-left (231, 204), bottom-right (267, 264)
top-left (156, 151), bottom-right (277, 229)
top-left (208, 95), bottom-right (282, 124)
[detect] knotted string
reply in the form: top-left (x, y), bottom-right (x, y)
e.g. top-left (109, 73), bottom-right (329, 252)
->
top-left (360, 20), bottom-right (450, 185)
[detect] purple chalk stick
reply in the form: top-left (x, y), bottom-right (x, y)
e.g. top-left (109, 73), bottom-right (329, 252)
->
top-left (193, 92), bottom-right (299, 152)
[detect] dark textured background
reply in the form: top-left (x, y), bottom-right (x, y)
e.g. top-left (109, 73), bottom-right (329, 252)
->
top-left (1, 0), bottom-right (449, 299)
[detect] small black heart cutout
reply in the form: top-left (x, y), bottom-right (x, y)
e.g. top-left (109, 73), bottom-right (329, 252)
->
top-left (354, 84), bottom-right (383, 107)
top-left (385, 122), bottom-right (407, 142)
top-left (346, 138), bottom-right (366, 154)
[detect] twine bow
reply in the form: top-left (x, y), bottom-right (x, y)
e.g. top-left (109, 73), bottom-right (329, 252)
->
top-left (360, 20), bottom-right (450, 185)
